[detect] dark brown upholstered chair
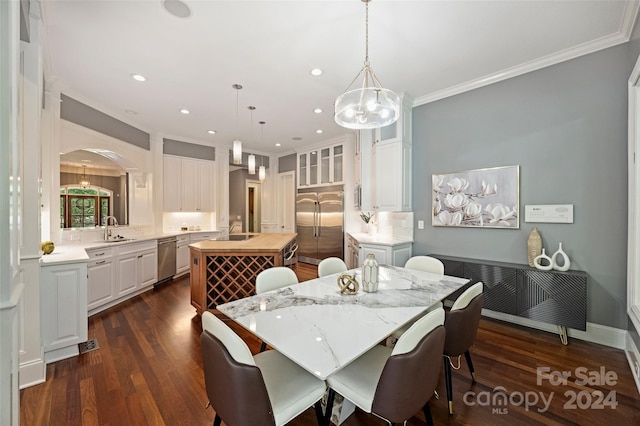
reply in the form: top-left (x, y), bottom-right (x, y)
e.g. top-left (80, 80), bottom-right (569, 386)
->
top-left (325, 308), bottom-right (446, 426)
top-left (200, 311), bottom-right (326, 426)
top-left (443, 281), bottom-right (484, 415)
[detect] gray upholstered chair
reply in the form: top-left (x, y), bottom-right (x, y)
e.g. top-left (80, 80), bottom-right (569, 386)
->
top-left (443, 281), bottom-right (484, 415)
top-left (317, 257), bottom-right (348, 277)
top-left (325, 308), bottom-right (446, 426)
top-left (200, 311), bottom-right (326, 426)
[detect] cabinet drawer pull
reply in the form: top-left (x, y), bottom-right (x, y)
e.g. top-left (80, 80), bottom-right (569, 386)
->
top-left (137, 254), bottom-right (143, 258)
top-left (95, 252), bottom-right (105, 256)
top-left (95, 260), bottom-right (106, 265)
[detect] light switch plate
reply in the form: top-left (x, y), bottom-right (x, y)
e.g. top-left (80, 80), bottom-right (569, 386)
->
top-left (418, 220), bottom-right (424, 229)
top-left (524, 204), bottom-right (574, 223)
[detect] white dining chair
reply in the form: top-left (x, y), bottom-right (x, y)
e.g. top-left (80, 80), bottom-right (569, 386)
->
top-left (318, 257), bottom-right (348, 277)
top-left (200, 311), bottom-right (326, 426)
top-left (255, 267), bottom-right (299, 351)
top-left (390, 256), bottom-right (445, 341)
top-left (255, 267), bottom-right (299, 294)
top-left (404, 255), bottom-right (445, 274)
top-left (325, 308), bottom-right (446, 426)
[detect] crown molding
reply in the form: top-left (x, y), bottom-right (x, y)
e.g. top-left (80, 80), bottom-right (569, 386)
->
top-left (414, 1), bottom-right (640, 107)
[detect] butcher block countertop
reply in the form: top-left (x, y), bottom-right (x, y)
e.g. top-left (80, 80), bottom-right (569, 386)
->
top-left (189, 233), bottom-right (297, 253)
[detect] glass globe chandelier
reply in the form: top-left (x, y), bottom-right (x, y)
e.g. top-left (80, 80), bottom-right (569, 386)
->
top-left (334, 0), bottom-right (399, 130)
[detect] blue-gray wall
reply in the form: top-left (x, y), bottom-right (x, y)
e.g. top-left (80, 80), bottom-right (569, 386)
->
top-left (413, 43), bottom-right (635, 329)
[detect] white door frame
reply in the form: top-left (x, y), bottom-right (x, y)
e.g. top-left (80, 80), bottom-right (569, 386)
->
top-left (245, 180), bottom-right (262, 233)
top-left (276, 171), bottom-right (295, 233)
top-left (629, 54), bottom-right (640, 333)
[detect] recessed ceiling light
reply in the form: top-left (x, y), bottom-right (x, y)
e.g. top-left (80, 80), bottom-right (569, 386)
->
top-left (275, 143), bottom-right (281, 147)
top-left (207, 130), bottom-right (216, 135)
top-left (313, 108), bottom-right (323, 114)
top-left (131, 74), bottom-right (146, 82)
top-left (180, 109), bottom-right (190, 114)
top-left (162, 0), bottom-right (191, 18)
top-left (316, 129), bottom-right (323, 134)
top-left (310, 68), bottom-right (323, 76)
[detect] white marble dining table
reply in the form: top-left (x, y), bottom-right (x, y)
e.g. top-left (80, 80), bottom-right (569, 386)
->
top-left (216, 265), bottom-right (470, 379)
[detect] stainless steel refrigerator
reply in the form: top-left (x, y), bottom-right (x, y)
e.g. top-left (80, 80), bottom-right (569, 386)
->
top-left (296, 190), bottom-right (344, 265)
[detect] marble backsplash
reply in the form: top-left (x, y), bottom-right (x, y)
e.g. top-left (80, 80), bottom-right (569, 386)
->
top-left (373, 211), bottom-right (414, 239)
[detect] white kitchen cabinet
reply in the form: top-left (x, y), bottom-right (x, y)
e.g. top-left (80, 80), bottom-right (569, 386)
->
top-left (359, 242), bottom-right (412, 267)
top-left (86, 247), bottom-right (115, 311)
top-left (115, 241), bottom-right (158, 298)
top-left (197, 160), bottom-right (216, 212)
top-left (181, 158), bottom-right (198, 211)
top-left (87, 241), bottom-right (158, 316)
top-left (297, 141), bottom-right (344, 188)
top-left (190, 231), bottom-right (222, 242)
top-left (175, 234), bottom-right (191, 277)
top-left (374, 140), bottom-right (412, 212)
top-left (40, 261), bottom-right (88, 363)
top-left (163, 155), bottom-right (216, 212)
top-left (374, 93), bottom-right (412, 146)
top-left (163, 155), bottom-right (183, 211)
top-left (346, 233), bottom-right (360, 269)
top-left (359, 94), bottom-right (412, 212)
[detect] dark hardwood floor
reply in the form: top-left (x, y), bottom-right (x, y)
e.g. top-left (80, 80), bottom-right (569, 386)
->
top-left (21, 263), bottom-right (640, 425)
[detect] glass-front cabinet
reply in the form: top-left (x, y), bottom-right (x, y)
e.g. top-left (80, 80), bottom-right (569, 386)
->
top-left (297, 142), bottom-right (343, 188)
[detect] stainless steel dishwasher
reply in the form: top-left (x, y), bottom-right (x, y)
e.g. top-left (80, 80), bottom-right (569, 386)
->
top-left (157, 236), bottom-right (177, 285)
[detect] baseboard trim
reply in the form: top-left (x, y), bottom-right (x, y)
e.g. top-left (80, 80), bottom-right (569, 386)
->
top-left (625, 334), bottom-right (640, 395)
top-left (480, 309), bottom-right (627, 349)
top-left (19, 356), bottom-right (46, 389)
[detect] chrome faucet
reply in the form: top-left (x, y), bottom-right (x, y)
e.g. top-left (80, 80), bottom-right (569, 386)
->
top-left (104, 216), bottom-right (118, 240)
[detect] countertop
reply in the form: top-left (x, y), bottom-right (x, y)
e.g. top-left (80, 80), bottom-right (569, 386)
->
top-left (40, 229), bottom-right (223, 266)
top-left (189, 233), bottom-right (297, 253)
top-left (348, 232), bottom-right (413, 246)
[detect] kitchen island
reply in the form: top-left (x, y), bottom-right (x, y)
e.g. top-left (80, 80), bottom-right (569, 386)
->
top-left (189, 233), bottom-right (297, 314)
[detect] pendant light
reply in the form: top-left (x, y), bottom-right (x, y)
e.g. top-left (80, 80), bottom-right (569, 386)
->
top-left (247, 106), bottom-right (256, 174)
top-left (258, 121), bottom-right (266, 182)
top-left (248, 154), bottom-right (256, 174)
top-left (334, 0), bottom-right (399, 130)
top-left (232, 84), bottom-right (242, 164)
top-left (79, 165), bottom-right (91, 188)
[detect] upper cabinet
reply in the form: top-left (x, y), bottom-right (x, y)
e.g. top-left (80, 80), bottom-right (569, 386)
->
top-left (164, 155), bottom-right (216, 212)
top-left (360, 94), bottom-right (413, 212)
top-left (297, 141), bottom-right (344, 188)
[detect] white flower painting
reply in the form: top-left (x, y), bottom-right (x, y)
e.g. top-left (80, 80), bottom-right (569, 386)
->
top-left (432, 165), bottom-right (519, 229)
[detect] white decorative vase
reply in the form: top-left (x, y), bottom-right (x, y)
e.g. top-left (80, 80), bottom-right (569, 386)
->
top-left (533, 248), bottom-right (553, 271)
top-left (551, 242), bottom-right (570, 272)
top-left (362, 253), bottom-right (379, 292)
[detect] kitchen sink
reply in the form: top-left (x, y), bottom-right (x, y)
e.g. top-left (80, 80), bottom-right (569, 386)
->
top-left (103, 238), bottom-right (135, 243)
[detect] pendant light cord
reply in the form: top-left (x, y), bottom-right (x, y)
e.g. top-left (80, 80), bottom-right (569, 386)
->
top-left (364, 0), bottom-right (369, 67)
top-left (236, 88), bottom-right (239, 139)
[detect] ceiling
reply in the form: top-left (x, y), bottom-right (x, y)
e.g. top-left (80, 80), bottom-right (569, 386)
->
top-left (42, 1), bottom-right (638, 158)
